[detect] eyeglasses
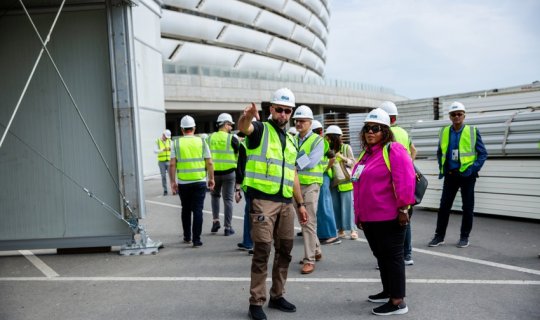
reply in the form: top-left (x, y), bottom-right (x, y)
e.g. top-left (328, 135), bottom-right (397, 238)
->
top-left (363, 124), bottom-right (382, 133)
top-left (274, 106), bottom-right (292, 114)
top-left (450, 112), bottom-right (464, 117)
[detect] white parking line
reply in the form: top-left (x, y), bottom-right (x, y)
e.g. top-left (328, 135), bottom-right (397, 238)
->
top-left (18, 250), bottom-right (59, 278)
top-left (0, 276), bottom-right (539, 285)
top-left (145, 200), bottom-right (540, 277)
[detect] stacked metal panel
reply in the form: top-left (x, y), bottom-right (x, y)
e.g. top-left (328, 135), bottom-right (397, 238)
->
top-left (394, 98), bottom-right (438, 132)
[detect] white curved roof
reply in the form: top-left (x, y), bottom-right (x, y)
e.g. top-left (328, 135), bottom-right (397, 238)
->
top-left (161, 0), bottom-right (329, 78)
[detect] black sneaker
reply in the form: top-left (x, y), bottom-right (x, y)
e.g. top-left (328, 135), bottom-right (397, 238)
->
top-left (372, 301), bottom-right (408, 315)
top-left (192, 241), bottom-right (203, 248)
top-left (248, 305), bottom-right (267, 320)
top-left (268, 297), bottom-right (296, 313)
top-left (428, 236), bottom-right (445, 247)
top-left (368, 292), bottom-right (389, 303)
top-left (321, 237), bottom-right (342, 245)
top-left (296, 231), bottom-right (303, 236)
top-left (456, 238), bottom-right (469, 248)
top-left (211, 221), bottom-right (221, 233)
top-left (248, 249), bottom-right (254, 255)
top-left (163, 190), bottom-right (167, 196)
top-left (224, 227), bottom-right (235, 236)
top-left (237, 243), bottom-right (253, 251)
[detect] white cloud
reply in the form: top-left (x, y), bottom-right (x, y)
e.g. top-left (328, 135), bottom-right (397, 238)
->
top-left (325, 0), bottom-right (540, 98)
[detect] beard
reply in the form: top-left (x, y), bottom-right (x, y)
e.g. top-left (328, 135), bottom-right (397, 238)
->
top-left (272, 117), bottom-right (288, 128)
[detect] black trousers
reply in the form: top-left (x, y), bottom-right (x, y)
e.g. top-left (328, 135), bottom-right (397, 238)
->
top-left (363, 219), bottom-right (406, 299)
top-left (436, 173), bottom-right (477, 239)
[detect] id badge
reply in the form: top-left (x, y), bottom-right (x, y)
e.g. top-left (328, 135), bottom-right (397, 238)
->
top-left (451, 149), bottom-right (459, 161)
top-left (351, 164), bottom-right (365, 182)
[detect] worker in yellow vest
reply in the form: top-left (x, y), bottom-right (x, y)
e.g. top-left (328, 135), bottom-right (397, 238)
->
top-left (238, 88), bottom-right (308, 320)
top-left (208, 113), bottom-right (239, 236)
top-left (155, 129), bottom-right (172, 196)
top-left (168, 115), bottom-right (215, 248)
top-left (293, 105), bottom-right (325, 275)
top-left (429, 102), bottom-right (487, 249)
top-left (380, 101), bottom-right (417, 266)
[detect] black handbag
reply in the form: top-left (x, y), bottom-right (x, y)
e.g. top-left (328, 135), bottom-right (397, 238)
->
top-left (385, 143), bottom-right (429, 205)
top-left (413, 165), bottom-right (428, 205)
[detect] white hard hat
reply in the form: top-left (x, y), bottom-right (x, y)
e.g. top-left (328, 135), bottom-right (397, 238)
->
top-left (364, 108), bottom-right (390, 127)
top-left (270, 88), bottom-right (295, 107)
top-left (325, 125), bottom-right (342, 135)
top-left (180, 115), bottom-right (196, 128)
top-left (164, 129), bottom-right (171, 138)
top-left (448, 101), bottom-right (466, 114)
top-left (217, 113), bottom-right (234, 125)
top-left (293, 105), bottom-right (313, 119)
top-left (311, 120), bottom-right (323, 130)
top-left (379, 101), bottom-right (398, 116)
top-left (287, 127), bottom-right (298, 135)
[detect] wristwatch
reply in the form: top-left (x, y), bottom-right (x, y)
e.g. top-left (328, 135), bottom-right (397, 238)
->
top-left (297, 203), bottom-right (306, 208)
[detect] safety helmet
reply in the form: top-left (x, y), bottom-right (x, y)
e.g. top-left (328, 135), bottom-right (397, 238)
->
top-left (270, 88), bottom-right (295, 107)
top-left (292, 105), bottom-right (314, 119)
top-left (448, 101), bottom-right (466, 114)
top-left (379, 101), bottom-right (398, 116)
top-left (216, 113), bottom-right (234, 125)
top-left (364, 108), bottom-right (390, 127)
top-left (311, 120), bottom-right (323, 130)
top-left (180, 115), bottom-right (196, 128)
top-left (287, 127), bottom-right (298, 135)
top-left (325, 125), bottom-right (342, 135)
top-left (164, 129), bottom-right (171, 138)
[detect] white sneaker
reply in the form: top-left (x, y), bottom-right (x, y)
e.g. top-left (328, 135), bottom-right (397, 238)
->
top-left (404, 259), bottom-right (414, 266)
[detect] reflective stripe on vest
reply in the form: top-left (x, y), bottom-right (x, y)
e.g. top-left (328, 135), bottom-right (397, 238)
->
top-left (391, 126), bottom-right (411, 155)
top-left (243, 122), bottom-right (297, 198)
top-left (296, 133), bottom-right (324, 185)
top-left (174, 137), bottom-right (206, 181)
top-left (439, 125), bottom-right (477, 174)
top-left (157, 138), bottom-right (171, 161)
top-left (337, 144), bottom-right (353, 192)
top-left (209, 131), bottom-right (237, 171)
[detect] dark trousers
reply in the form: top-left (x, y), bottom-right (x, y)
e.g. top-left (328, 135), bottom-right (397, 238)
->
top-left (436, 173), bottom-right (477, 239)
top-left (178, 182), bottom-right (207, 244)
top-left (363, 219), bottom-right (406, 299)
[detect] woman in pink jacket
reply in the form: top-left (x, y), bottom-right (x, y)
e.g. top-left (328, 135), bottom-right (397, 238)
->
top-left (352, 108), bottom-right (415, 316)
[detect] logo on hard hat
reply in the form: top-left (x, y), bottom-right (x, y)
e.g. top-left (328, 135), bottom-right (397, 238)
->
top-left (369, 114), bottom-right (378, 119)
top-left (281, 96), bottom-right (289, 101)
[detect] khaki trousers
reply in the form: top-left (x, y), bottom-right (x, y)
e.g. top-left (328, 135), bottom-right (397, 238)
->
top-left (298, 183), bottom-right (321, 263)
top-left (249, 198), bottom-right (295, 306)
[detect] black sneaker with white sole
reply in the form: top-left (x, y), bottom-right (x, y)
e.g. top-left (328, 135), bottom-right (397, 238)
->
top-left (456, 238), bottom-right (469, 248)
top-left (372, 301), bottom-right (408, 315)
top-left (368, 292), bottom-right (390, 303)
top-left (428, 236), bottom-right (445, 247)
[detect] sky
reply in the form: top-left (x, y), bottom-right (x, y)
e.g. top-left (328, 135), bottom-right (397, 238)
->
top-left (324, 0), bottom-right (540, 99)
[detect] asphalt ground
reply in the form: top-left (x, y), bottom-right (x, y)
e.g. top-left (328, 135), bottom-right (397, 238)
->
top-left (1, 177), bottom-right (539, 320)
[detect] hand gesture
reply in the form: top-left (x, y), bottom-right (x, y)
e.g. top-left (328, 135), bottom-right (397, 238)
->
top-left (243, 102), bottom-right (260, 121)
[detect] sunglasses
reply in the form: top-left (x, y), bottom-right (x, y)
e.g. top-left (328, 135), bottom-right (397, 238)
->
top-left (274, 106), bottom-right (293, 114)
top-left (363, 124), bottom-right (383, 133)
top-left (450, 112), bottom-right (464, 117)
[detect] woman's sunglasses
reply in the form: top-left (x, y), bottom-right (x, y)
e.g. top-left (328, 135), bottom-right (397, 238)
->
top-left (363, 124), bottom-right (383, 133)
top-left (274, 106), bottom-right (293, 114)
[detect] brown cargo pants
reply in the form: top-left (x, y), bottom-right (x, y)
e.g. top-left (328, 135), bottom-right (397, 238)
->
top-left (249, 198), bottom-right (295, 306)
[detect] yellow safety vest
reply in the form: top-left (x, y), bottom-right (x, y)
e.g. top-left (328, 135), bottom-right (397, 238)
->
top-left (174, 136), bottom-right (206, 181)
top-left (208, 131), bottom-right (237, 172)
top-left (391, 126), bottom-right (411, 155)
top-left (157, 138), bottom-right (171, 161)
top-left (296, 133), bottom-right (324, 185)
top-left (243, 122), bottom-right (297, 198)
top-left (439, 125), bottom-right (477, 174)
